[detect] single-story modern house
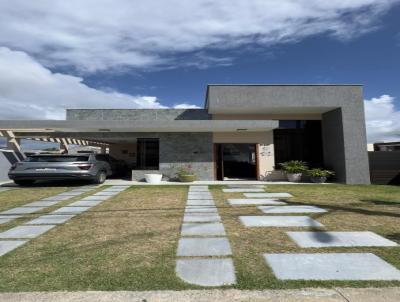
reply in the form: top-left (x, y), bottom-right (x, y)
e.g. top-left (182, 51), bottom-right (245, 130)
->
top-left (0, 85), bottom-right (370, 184)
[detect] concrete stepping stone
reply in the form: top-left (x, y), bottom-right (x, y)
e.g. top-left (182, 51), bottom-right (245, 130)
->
top-left (258, 205), bottom-right (327, 214)
top-left (81, 195), bottom-right (110, 201)
top-left (189, 189), bottom-right (209, 192)
top-left (102, 188), bottom-right (126, 192)
top-left (0, 215), bottom-right (22, 224)
top-left (58, 191), bottom-right (83, 196)
top-left (0, 225), bottom-right (56, 239)
top-left (185, 206), bottom-right (218, 214)
top-left (183, 214), bottom-right (221, 223)
top-left (228, 199), bottom-right (287, 206)
top-left (52, 206), bottom-right (91, 215)
top-left (1, 206), bottom-right (46, 215)
top-left (177, 237), bottom-right (232, 256)
top-left (23, 201), bottom-right (59, 207)
top-left (189, 186), bottom-right (208, 189)
top-left (227, 184), bottom-right (265, 188)
top-left (287, 231), bottom-right (398, 248)
top-left (93, 191), bottom-right (119, 196)
top-left (25, 214), bottom-right (75, 225)
top-left (181, 222), bottom-right (226, 236)
top-left (41, 195), bottom-right (71, 201)
top-left (0, 240), bottom-right (28, 256)
top-left (244, 193), bottom-right (293, 198)
top-left (264, 253), bottom-right (400, 280)
top-left (187, 194), bottom-right (213, 199)
top-left (240, 216), bottom-right (323, 227)
top-left (186, 200), bottom-right (215, 206)
top-left (176, 258), bottom-right (236, 286)
top-left (223, 188), bottom-right (265, 193)
top-left (68, 199), bottom-right (104, 207)
top-left (0, 188), bottom-right (11, 193)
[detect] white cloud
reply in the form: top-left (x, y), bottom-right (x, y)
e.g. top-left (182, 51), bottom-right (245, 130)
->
top-left (0, 0), bottom-right (397, 72)
top-left (173, 103), bottom-right (201, 109)
top-left (0, 47), bottom-right (166, 119)
top-left (364, 95), bottom-right (400, 143)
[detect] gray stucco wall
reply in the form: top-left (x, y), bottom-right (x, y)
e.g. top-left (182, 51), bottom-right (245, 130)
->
top-left (207, 85), bottom-right (370, 184)
top-left (66, 109), bottom-right (211, 121)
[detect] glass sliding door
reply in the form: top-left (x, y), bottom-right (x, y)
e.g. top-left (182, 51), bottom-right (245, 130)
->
top-left (136, 138), bottom-right (159, 169)
top-left (215, 143), bottom-right (258, 180)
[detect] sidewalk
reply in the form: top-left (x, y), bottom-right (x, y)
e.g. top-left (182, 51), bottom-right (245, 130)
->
top-left (0, 288), bottom-right (399, 302)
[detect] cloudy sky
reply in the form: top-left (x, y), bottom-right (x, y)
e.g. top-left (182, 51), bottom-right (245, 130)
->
top-left (0, 0), bottom-right (399, 143)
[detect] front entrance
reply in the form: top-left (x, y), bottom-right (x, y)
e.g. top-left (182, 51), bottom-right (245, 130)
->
top-left (215, 143), bottom-right (258, 180)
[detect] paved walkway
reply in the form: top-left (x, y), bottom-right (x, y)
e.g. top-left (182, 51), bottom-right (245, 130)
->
top-left (0, 185), bottom-right (98, 225)
top-left (176, 185), bottom-right (236, 286)
top-left (0, 185), bottom-right (130, 257)
top-left (0, 287), bottom-right (399, 302)
top-left (227, 185), bottom-right (400, 281)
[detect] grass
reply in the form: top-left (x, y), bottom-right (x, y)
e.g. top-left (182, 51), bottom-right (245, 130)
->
top-left (0, 184), bottom-right (399, 291)
top-left (0, 186), bottom-right (190, 291)
top-left (212, 184), bottom-right (400, 289)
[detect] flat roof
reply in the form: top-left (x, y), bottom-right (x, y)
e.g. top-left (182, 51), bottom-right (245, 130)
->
top-left (0, 119), bottom-right (278, 133)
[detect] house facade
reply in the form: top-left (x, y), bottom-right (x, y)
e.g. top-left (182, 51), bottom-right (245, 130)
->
top-left (0, 85), bottom-right (370, 184)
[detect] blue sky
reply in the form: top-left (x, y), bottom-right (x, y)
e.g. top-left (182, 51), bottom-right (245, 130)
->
top-left (84, 4), bottom-right (400, 107)
top-left (0, 0), bottom-right (399, 142)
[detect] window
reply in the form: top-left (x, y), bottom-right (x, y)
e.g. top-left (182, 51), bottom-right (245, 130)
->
top-left (25, 155), bottom-right (89, 162)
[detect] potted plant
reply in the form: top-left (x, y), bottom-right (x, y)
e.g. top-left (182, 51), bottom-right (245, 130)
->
top-left (280, 160), bottom-right (308, 182)
top-left (144, 173), bottom-right (163, 184)
top-left (176, 165), bottom-right (197, 182)
top-left (307, 168), bottom-right (334, 183)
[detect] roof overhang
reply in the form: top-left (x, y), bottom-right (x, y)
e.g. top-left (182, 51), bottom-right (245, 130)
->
top-left (0, 120), bottom-right (278, 133)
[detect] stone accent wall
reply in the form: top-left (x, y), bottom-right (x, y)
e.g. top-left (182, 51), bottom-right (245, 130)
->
top-left (66, 109), bottom-right (211, 121)
top-left (159, 133), bottom-right (214, 180)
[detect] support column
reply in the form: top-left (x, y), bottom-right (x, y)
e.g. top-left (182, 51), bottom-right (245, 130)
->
top-left (322, 107), bottom-right (370, 184)
top-left (4, 131), bottom-right (25, 161)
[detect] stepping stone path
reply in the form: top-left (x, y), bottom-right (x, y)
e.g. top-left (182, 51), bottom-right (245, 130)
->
top-left (240, 216), bottom-right (324, 227)
top-left (0, 185), bottom-right (98, 225)
top-left (0, 185), bottom-right (130, 257)
top-left (176, 185), bottom-right (236, 287)
top-left (228, 199), bottom-right (287, 206)
top-left (0, 240), bottom-right (27, 256)
top-left (258, 205), bottom-right (327, 214)
top-left (287, 231), bottom-right (398, 248)
top-left (244, 192), bottom-right (293, 198)
top-left (264, 253), bottom-right (400, 280)
top-left (225, 185), bottom-right (400, 281)
top-left (223, 188), bottom-right (265, 193)
top-left (0, 187), bottom-right (11, 193)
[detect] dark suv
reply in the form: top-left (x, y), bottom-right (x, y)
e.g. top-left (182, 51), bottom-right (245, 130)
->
top-left (8, 154), bottom-right (114, 185)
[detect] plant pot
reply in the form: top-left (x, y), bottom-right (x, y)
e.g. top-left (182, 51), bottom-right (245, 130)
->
top-left (144, 173), bottom-right (163, 184)
top-left (179, 174), bottom-right (197, 182)
top-left (286, 173), bottom-right (302, 182)
top-left (310, 176), bottom-right (327, 183)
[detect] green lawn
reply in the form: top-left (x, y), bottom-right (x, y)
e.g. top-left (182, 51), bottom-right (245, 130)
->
top-left (0, 184), bottom-right (399, 291)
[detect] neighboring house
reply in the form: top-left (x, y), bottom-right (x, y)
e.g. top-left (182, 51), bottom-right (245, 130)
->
top-left (0, 85), bottom-right (370, 184)
top-left (373, 142), bottom-right (400, 151)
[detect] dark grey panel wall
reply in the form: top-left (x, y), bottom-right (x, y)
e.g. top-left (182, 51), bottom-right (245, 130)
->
top-left (322, 109), bottom-right (346, 182)
top-left (322, 106), bottom-right (370, 184)
top-left (66, 109), bottom-right (211, 121)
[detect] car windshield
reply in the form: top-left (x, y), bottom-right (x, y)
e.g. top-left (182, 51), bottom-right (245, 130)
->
top-left (25, 156), bottom-right (89, 162)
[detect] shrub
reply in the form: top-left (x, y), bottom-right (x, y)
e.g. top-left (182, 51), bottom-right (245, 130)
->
top-left (307, 168), bottom-right (335, 178)
top-left (279, 160), bottom-right (308, 174)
